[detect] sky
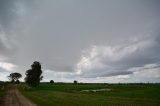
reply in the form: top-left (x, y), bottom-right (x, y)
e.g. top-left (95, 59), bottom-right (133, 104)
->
top-left (0, 0), bottom-right (160, 83)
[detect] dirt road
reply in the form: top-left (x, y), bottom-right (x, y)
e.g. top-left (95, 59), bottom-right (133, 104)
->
top-left (3, 85), bottom-right (36, 106)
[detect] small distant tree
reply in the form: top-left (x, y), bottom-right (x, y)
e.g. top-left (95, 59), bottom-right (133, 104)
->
top-left (8, 72), bottom-right (22, 83)
top-left (74, 80), bottom-right (78, 84)
top-left (25, 61), bottom-right (43, 87)
top-left (50, 80), bottom-right (54, 84)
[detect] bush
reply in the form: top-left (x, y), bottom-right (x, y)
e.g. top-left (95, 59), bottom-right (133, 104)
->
top-left (50, 80), bottom-right (54, 84)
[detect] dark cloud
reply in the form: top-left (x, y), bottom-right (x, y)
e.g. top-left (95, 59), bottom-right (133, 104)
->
top-left (0, 0), bottom-right (160, 82)
top-left (0, 0), bottom-right (15, 28)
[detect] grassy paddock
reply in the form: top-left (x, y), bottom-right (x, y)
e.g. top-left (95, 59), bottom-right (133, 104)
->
top-left (18, 83), bottom-right (160, 106)
top-left (0, 83), bottom-right (5, 105)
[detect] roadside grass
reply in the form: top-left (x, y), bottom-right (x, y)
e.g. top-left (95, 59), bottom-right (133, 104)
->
top-left (18, 83), bottom-right (160, 106)
top-left (0, 84), bottom-right (6, 105)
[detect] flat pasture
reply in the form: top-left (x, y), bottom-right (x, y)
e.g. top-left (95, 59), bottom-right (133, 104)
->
top-left (0, 83), bottom-right (5, 105)
top-left (19, 83), bottom-right (160, 106)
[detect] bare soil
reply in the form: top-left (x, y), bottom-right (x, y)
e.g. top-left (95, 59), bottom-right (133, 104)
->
top-left (3, 85), bottom-right (36, 106)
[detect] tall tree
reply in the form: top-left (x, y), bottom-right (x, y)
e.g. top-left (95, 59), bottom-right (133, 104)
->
top-left (25, 61), bottom-right (43, 87)
top-left (8, 73), bottom-right (22, 83)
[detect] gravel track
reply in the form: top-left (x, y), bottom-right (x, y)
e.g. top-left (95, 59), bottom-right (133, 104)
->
top-left (3, 85), bottom-right (36, 106)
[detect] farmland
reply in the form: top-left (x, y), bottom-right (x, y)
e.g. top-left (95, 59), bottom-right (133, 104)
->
top-left (18, 83), bottom-right (160, 106)
top-left (0, 83), bottom-right (5, 105)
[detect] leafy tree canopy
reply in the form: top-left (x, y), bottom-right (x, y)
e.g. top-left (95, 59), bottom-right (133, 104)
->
top-left (25, 61), bottom-right (43, 87)
top-left (8, 72), bottom-right (22, 82)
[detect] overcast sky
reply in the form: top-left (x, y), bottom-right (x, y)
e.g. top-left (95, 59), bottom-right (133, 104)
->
top-left (0, 0), bottom-right (160, 83)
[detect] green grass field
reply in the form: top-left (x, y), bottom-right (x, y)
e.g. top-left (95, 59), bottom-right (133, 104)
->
top-left (0, 84), bottom-right (5, 96)
top-left (18, 83), bottom-right (160, 106)
top-left (0, 84), bottom-right (5, 105)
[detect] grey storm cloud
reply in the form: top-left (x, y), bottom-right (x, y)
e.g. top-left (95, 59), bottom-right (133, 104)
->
top-left (75, 34), bottom-right (160, 78)
top-left (0, 0), bottom-right (160, 82)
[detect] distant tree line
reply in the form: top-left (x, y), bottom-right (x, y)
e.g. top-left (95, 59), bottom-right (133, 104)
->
top-left (7, 61), bottom-right (80, 87)
top-left (7, 61), bottom-right (43, 87)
